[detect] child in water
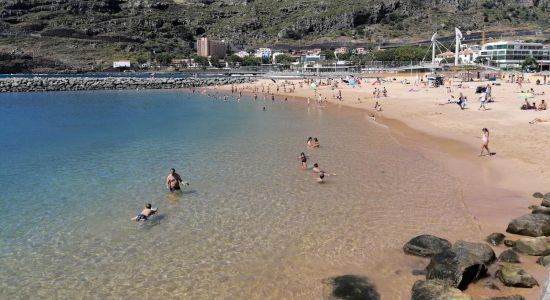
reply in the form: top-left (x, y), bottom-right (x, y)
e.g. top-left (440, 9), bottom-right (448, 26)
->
top-left (131, 203), bottom-right (155, 221)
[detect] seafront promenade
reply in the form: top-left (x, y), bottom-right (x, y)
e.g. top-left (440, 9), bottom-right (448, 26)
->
top-left (0, 76), bottom-right (254, 92)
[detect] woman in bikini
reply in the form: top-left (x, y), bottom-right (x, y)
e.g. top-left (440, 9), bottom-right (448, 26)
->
top-left (479, 128), bottom-right (492, 156)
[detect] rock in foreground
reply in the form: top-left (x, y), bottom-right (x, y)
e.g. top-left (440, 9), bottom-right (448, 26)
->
top-left (486, 233), bottom-right (506, 246)
top-left (453, 241), bottom-right (496, 265)
top-left (325, 275), bottom-right (380, 300)
top-left (495, 264), bottom-right (538, 288)
top-left (506, 214), bottom-right (550, 237)
top-left (498, 250), bottom-right (520, 263)
top-left (536, 255), bottom-right (550, 267)
top-left (513, 236), bottom-right (550, 256)
top-left (403, 235), bottom-right (452, 257)
top-left (411, 280), bottom-right (472, 300)
top-left (426, 241), bottom-right (495, 289)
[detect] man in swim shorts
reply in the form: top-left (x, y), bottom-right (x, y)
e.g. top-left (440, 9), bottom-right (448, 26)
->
top-left (166, 168), bottom-right (185, 191)
top-left (131, 203), bottom-right (154, 221)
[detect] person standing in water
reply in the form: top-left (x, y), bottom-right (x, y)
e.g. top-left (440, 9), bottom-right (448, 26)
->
top-left (479, 128), bottom-right (492, 156)
top-left (166, 168), bottom-right (186, 191)
top-left (299, 152), bottom-right (308, 169)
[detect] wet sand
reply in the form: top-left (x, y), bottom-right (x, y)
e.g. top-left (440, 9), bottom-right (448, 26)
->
top-left (219, 76), bottom-right (550, 299)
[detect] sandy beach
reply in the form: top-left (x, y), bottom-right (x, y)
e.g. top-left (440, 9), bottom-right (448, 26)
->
top-left (220, 74), bottom-right (550, 299)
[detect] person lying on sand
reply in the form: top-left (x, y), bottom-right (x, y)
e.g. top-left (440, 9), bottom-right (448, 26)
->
top-left (131, 203), bottom-right (155, 221)
top-left (529, 118), bottom-right (550, 124)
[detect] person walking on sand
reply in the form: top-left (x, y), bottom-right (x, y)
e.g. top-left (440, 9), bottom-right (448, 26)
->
top-left (479, 128), bottom-right (492, 156)
top-left (478, 90), bottom-right (488, 111)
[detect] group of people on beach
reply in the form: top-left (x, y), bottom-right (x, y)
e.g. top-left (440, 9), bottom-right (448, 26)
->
top-left (521, 99), bottom-right (546, 111)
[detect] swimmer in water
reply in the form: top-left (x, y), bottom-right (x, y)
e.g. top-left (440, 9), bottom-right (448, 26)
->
top-left (262, 106), bottom-right (266, 111)
top-left (312, 163), bottom-right (336, 175)
top-left (131, 203), bottom-right (155, 221)
top-left (299, 152), bottom-right (308, 169)
top-left (312, 138), bottom-right (320, 148)
top-left (306, 137), bottom-right (313, 147)
top-left (317, 171), bottom-right (325, 183)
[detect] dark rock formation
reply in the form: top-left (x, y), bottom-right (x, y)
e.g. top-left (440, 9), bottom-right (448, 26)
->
top-left (504, 240), bottom-right (516, 247)
top-left (403, 235), bottom-right (452, 257)
top-left (543, 193), bottom-right (550, 207)
top-left (0, 77), bottom-right (255, 92)
top-left (533, 192), bottom-right (544, 198)
top-left (486, 233), bottom-right (506, 246)
top-left (498, 250), bottom-right (520, 263)
top-left (411, 280), bottom-right (472, 300)
top-left (324, 275), bottom-right (380, 300)
top-left (425, 241), bottom-right (495, 290)
top-left (453, 241), bottom-right (496, 265)
top-left (495, 264), bottom-right (538, 288)
top-left (536, 255), bottom-right (550, 267)
top-left (513, 236), bottom-right (550, 256)
top-left (506, 213), bottom-right (550, 237)
top-left (531, 206), bottom-right (550, 215)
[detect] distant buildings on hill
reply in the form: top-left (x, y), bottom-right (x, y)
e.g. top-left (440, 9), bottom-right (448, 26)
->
top-left (196, 37), bottom-right (227, 58)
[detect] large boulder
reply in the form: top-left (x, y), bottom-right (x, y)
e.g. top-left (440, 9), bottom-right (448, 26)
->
top-left (513, 236), bottom-right (550, 256)
top-left (425, 242), bottom-right (493, 289)
top-left (324, 275), bottom-right (380, 300)
top-left (533, 192), bottom-right (544, 198)
top-left (536, 255), bottom-right (550, 267)
top-left (506, 214), bottom-right (550, 237)
top-left (498, 249), bottom-right (520, 263)
top-left (486, 233), bottom-right (506, 246)
top-left (411, 280), bottom-right (472, 300)
top-left (532, 206), bottom-right (550, 215)
top-left (403, 235), bottom-right (452, 257)
top-left (495, 264), bottom-right (538, 288)
top-left (453, 241), bottom-right (496, 265)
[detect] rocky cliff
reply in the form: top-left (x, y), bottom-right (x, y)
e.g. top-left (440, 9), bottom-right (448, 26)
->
top-left (0, 0), bottom-right (548, 69)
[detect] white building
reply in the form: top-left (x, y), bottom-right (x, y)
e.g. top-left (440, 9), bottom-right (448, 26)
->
top-left (113, 60), bottom-right (131, 68)
top-left (255, 48), bottom-right (272, 59)
top-left (235, 50), bottom-right (249, 58)
top-left (479, 41), bottom-right (550, 69)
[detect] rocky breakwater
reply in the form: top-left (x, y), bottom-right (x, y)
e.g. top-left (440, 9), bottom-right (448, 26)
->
top-left (0, 77), bottom-right (255, 93)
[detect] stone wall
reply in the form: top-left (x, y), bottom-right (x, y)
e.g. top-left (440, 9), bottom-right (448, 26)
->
top-left (0, 77), bottom-right (254, 92)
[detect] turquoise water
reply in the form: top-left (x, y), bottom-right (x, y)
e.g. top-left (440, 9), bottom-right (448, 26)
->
top-left (0, 90), bottom-right (477, 298)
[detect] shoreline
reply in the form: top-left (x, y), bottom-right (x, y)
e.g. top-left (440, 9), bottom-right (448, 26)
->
top-left (217, 78), bottom-right (550, 299)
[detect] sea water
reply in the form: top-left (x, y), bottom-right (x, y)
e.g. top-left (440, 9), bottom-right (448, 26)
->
top-left (0, 90), bottom-right (479, 299)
